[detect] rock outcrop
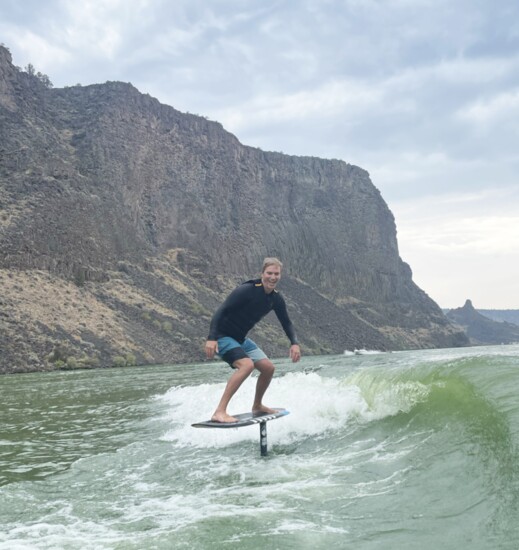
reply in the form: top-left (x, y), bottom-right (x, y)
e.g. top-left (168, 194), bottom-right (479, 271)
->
top-left (447, 300), bottom-right (519, 345)
top-left (0, 45), bottom-right (468, 373)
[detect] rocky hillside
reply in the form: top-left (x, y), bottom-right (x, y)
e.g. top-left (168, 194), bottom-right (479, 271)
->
top-left (477, 309), bottom-right (519, 326)
top-left (0, 45), bottom-right (467, 373)
top-left (446, 300), bottom-right (519, 345)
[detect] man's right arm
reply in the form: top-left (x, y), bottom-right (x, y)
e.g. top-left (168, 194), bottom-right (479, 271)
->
top-left (205, 339), bottom-right (218, 359)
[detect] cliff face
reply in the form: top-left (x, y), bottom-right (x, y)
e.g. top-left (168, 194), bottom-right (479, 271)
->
top-left (0, 46), bottom-right (467, 373)
top-left (477, 309), bottom-right (519, 326)
top-left (447, 300), bottom-right (519, 345)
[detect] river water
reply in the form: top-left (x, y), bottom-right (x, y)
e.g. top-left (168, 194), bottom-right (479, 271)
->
top-left (1, 345), bottom-right (519, 549)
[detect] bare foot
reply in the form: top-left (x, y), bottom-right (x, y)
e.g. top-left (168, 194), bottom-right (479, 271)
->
top-left (252, 405), bottom-right (278, 416)
top-left (211, 412), bottom-right (238, 423)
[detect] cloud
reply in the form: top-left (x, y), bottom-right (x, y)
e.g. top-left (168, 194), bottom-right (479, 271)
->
top-left (403, 215), bottom-right (519, 255)
top-left (59, 0), bottom-right (128, 58)
top-left (212, 79), bottom-right (386, 133)
top-left (393, 187), bottom-right (519, 307)
top-left (0, 25), bottom-right (71, 69)
top-left (458, 88), bottom-right (519, 126)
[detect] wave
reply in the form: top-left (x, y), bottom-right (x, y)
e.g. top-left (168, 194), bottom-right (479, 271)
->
top-left (160, 353), bottom-right (519, 497)
top-left (159, 353), bottom-right (518, 452)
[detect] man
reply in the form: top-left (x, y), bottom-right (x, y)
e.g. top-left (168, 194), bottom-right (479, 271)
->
top-left (205, 257), bottom-right (301, 423)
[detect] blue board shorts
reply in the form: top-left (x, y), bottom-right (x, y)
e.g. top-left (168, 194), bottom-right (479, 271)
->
top-left (217, 337), bottom-right (268, 368)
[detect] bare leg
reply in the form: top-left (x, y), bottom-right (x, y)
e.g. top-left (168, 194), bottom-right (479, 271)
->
top-left (252, 359), bottom-right (277, 415)
top-left (211, 358), bottom-right (255, 423)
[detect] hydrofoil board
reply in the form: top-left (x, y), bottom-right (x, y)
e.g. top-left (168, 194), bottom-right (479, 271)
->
top-left (192, 408), bottom-right (289, 429)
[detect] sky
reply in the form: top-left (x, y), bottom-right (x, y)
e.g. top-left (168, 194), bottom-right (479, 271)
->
top-left (1, 0), bottom-right (518, 309)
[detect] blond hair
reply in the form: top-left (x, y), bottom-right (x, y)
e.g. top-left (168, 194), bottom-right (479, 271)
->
top-left (261, 257), bottom-right (283, 273)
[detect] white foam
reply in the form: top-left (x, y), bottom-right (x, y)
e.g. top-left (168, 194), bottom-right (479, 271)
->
top-left (343, 370), bottom-right (432, 421)
top-left (158, 368), bottom-right (435, 450)
top-left (270, 518), bottom-right (349, 535)
top-left (158, 371), bottom-right (383, 449)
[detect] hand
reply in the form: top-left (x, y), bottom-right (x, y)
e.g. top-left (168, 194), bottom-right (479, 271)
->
top-left (205, 340), bottom-right (218, 360)
top-left (289, 344), bottom-right (301, 363)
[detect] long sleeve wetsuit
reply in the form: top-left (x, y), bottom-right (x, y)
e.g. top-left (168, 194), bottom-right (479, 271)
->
top-left (208, 279), bottom-right (298, 345)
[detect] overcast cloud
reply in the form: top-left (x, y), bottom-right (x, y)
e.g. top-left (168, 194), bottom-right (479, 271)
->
top-left (1, 0), bottom-right (518, 308)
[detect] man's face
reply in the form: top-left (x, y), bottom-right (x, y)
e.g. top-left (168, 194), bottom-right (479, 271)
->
top-left (261, 264), bottom-right (281, 293)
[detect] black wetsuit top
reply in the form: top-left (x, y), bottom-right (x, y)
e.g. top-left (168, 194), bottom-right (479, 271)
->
top-left (208, 279), bottom-right (298, 345)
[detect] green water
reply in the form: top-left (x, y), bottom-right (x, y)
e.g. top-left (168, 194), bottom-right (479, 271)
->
top-left (1, 346), bottom-right (519, 549)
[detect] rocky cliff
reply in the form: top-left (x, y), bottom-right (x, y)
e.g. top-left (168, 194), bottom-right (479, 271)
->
top-left (477, 309), bottom-right (519, 326)
top-left (0, 45), bottom-right (468, 373)
top-left (446, 300), bottom-right (519, 345)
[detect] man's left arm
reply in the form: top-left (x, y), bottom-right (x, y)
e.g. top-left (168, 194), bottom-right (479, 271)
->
top-left (289, 343), bottom-right (301, 363)
top-left (274, 295), bottom-right (301, 363)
